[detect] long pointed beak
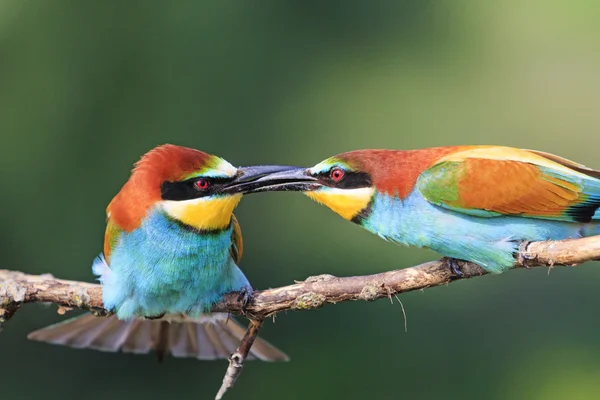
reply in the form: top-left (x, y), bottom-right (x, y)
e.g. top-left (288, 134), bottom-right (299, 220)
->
top-left (222, 165), bottom-right (320, 195)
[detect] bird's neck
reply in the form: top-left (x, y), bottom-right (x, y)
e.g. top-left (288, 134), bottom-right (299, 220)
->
top-left (305, 187), bottom-right (375, 221)
top-left (160, 194), bottom-right (242, 231)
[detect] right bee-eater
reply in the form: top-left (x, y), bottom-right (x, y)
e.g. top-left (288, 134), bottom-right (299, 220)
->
top-left (28, 144), bottom-right (315, 361)
top-left (252, 146), bottom-right (600, 274)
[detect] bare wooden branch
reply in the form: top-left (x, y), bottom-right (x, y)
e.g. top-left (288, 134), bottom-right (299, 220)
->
top-left (215, 318), bottom-right (264, 400)
top-left (0, 236), bottom-right (599, 321)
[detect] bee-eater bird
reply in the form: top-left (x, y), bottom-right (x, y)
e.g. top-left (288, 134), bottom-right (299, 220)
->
top-left (256, 146), bottom-right (600, 274)
top-left (28, 144), bottom-right (314, 361)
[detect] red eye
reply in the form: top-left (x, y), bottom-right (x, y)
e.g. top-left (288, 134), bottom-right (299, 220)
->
top-left (330, 168), bottom-right (344, 182)
top-left (194, 179), bottom-right (210, 190)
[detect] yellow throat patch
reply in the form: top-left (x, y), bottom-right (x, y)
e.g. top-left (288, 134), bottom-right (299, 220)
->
top-left (305, 187), bottom-right (374, 220)
top-left (162, 194), bottom-right (243, 230)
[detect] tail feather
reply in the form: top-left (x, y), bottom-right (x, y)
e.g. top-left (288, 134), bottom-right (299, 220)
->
top-left (28, 314), bottom-right (116, 349)
top-left (155, 321), bottom-right (170, 362)
top-left (121, 319), bottom-right (154, 354)
top-left (212, 322), bottom-right (245, 357)
top-left (88, 317), bottom-right (134, 352)
top-left (168, 322), bottom-right (197, 358)
top-left (69, 316), bottom-right (117, 349)
top-left (27, 313), bottom-right (288, 361)
top-left (203, 323), bottom-right (232, 358)
top-left (194, 321), bottom-right (222, 359)
top-left (221, 319), bottom-right (289, 361)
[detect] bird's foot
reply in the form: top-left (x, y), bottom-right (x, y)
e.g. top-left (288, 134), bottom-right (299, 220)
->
top-left (443, 257), bottom-right (464, 277)
top-left (237, 286), bottom-right (254, 315)
top-left (517, 241), bottom-right (534, 268)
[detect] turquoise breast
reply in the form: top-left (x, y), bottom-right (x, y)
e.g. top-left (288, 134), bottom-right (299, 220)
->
top-left (361, 190), bottom-right (600, 273)
top-left (95, 207), bottom-right (247, 319)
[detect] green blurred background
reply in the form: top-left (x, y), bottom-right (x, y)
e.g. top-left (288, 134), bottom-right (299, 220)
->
top-left (2, 1), bottom-right (600, 399)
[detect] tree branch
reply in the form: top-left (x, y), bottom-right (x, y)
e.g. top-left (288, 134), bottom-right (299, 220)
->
top-left (1, 236), bottom-right (599, 320)
top-left (1, 235), bottom-right (599, 399)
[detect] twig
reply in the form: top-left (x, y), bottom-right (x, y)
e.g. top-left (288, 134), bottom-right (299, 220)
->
top-left (215, 318), bottom-right (264, 400)
top-left (394, 294), bottom-right (408, 333)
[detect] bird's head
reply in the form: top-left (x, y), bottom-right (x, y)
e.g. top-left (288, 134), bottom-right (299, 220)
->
top-left (108, 144), bottom-right (318, 231)
top-left (247, 150), bottom-right (394, 223)
top-left (302, 151), bottom-right (380, 222)
top-left (247, 149), bottom-right (437, 223)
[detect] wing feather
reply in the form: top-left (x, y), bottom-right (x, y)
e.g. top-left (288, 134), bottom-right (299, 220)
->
top-left (229, 214), bottom-right (243, 264)
top-left (103, 217), bottom-right (124, 262)
top-left (417, 148), bottom-right (600, 222)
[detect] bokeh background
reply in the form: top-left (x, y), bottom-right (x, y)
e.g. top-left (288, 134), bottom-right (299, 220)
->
top-left (2, 1), bottom-right (600, 399)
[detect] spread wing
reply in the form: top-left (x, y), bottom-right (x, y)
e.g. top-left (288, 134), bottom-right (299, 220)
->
top-left (416, 147), bottom-right (600, 222)
top-left (229, 214), bottom-right (243, 264)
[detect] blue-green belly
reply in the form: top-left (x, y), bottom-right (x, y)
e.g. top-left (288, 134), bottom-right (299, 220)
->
top-left (93, 208), bottom-right (249, 319)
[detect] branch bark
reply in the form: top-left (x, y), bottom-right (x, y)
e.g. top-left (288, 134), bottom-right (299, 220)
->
top-left (1, 236), bottom-right (599, 320)
top-left (215, 318), bottom-right (264, 400)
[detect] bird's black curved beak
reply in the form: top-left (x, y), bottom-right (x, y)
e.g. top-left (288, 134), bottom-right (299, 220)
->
top-left (222, 165), bottom-right (320, 195)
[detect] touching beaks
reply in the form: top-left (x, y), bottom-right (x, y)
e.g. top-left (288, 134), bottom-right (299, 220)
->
top-left (222, 165), bottom-right (320, 194)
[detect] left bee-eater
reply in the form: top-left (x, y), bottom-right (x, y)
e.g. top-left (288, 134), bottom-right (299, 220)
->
top-left (28, 144), bottom-right (315, 361)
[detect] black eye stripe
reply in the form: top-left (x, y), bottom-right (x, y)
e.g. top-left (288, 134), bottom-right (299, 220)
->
top-left (160, 176), bottom-right (233, 201)
top-left (316, 169), bottom-right (371, 189)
